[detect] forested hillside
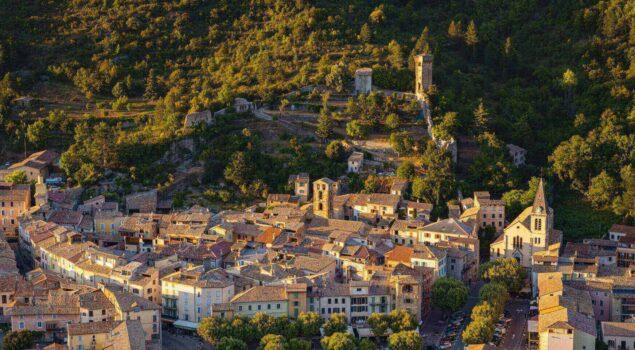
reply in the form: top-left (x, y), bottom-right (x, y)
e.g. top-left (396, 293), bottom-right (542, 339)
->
top-left (0, 0), bottom-right (633, 225)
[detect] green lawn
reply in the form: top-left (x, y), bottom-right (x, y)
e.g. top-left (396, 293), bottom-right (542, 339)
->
top-left (553, 189), bottom-right (619, 242)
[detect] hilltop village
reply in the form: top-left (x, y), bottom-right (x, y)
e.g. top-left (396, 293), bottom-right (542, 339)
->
top-left (1, 2), bottom-right (634, 347)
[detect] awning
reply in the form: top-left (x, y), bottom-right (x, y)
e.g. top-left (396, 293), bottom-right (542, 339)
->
top-left (173, 320), bottom-right (200, 331)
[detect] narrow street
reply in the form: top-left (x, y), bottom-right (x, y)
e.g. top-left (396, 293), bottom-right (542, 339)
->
top-left (162, 330), bottom-right (212, 350)
top-left (499, 299), bottom-right (530, 350)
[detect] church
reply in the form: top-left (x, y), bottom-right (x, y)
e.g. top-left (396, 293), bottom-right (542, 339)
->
top-left (489, 179), bottom-right (562, 267)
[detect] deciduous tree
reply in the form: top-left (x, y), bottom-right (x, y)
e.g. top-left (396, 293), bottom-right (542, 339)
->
top-left (323, 313), bottom-right (347, 336)
top-left (388, 331), bottom-right (422, 350)
top-left (431, 277), bottom-right (469, 315)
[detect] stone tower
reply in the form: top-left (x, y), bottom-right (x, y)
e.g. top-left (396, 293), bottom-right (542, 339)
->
top-left (354, 68), bottom-right (373, 95)
top-left (415, 54), bottom-right (433, 100)
top-left (313, 178), bottom-right (337, 218)
top-left (34, 176), bottom-right (48, 207)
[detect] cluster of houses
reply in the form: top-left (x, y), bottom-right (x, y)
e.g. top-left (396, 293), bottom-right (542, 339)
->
top-left (527, 223), bottom-right (635, 350)
top-left (0, 149), bottom-right (634, 350)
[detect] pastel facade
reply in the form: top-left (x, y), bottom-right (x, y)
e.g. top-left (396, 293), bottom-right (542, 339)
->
top-left (490, 179), bottom-right (562, 268)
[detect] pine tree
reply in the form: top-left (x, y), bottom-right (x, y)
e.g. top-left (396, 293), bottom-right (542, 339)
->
top-left (144, 69), bottom-right (158, 99)
top-left (409, 27), bottom-right (431, 70)
top-left (465, 20), bottom-right (479, 47)
top-left (414, 27), bottom-right (430, 53)
top-left (448, 20), bottom-right (463, 39)
top-left (387, 40), bottom-right (404, 69)
top-left (316, 109), bottom-right (333, 141)
top-left (359, 23), bottom-right (372, 44)
top-left (503, 37), bottom-right (513, 57)
top-left (474, 99), bottom-right (489, 133)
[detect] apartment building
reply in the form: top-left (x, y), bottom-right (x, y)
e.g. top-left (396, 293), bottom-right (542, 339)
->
top-left (231, 284), bottom-right (307, 318)
top-left (0, 182), bottom-right (31, 242)
top-left (161, 266), bottom-right (234, 324)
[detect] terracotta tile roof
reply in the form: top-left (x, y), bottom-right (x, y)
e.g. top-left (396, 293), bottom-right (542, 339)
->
top-left (232, 222), bottom-right (263, 237)
top-left (291, 255), bottom-right (335, 273)
top-left (9, 150), bottom-right (59, 169)
top-left (404, 200), bottom-right (433, 211)
top-left (348, 152), bottom-right (364, 162)
top-left (538, 272), bottom-right (563, 296)
top-left (162, 267), bottom-right (234, 288)
top-left (338, 193), bottom-right (401, 208)
top-left (307, 217), bottom-right (368, 237)
top-left (610, 224), bottom-right (635, 236)
top-left (48, 210), bottom-right (84, 226)
top-left (79, 290), bottom-right (116, 311)
top-left (423, 218), bottom-right (474, 236)
top-left (256, 227), bottom-right (282, 244)
top-left (0, 183), bottom-right (30, 201)
top-left (8, 293), bottom-right (80, 316)
top-left (68, 320), bottom-right (120, 336)
top-left (109, 319), bottom-right (146, 350)
top-left (0, 275), bottom-right (21, 292)
top-left (105, 286), bottom-right (160, 312)
top-left (125, 190), bottom-right (157, 212)
top-left (385, 246), bottom-right (413, 264)
top-left (319, 282), bottom-right (351, 297)
top-left (231, 285), bottom-right (288, 303)
top-left (392, 219), bottom-right (427, 232)
top-left (412, 244), bottom-right (446, 261)
top-left (601, 321), bottom-right (635, 337)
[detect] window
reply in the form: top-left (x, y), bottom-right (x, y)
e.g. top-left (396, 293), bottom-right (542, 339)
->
top-left (36, 321), bottom-right (42, 328)
top-left (513, 236), bottom-right (523, 249)
top-left (328, 298), bottom-right (331, 304)
top-left (258, 305), bottom-right (262, 310)
top-left (267, 304), bottom-right (271, 310)
top-left (276, 304), bottom-right (281, 309)
top-left (248, 305), bottom-right (252, 311)
top-left (534, 218), bottom-right (542, 231)
top-left (239, 306), bottom-right (243, 311)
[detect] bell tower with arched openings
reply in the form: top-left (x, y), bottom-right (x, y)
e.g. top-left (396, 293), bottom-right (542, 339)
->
top-left (312, 178), bottom-right (338, 218)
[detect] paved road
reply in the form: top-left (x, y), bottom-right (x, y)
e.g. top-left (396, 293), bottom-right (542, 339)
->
top-left (162, 330), bottom-right (212, 350)
top-left (499, 299), bottom-right (529, 350)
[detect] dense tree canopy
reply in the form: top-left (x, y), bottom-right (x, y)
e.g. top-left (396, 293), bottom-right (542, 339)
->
top-left (431, 277), bottom-right (469, 314)
top-left (479, 258), bottom-right (527, 294)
